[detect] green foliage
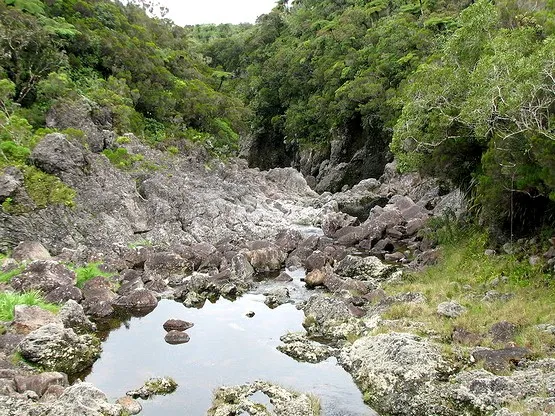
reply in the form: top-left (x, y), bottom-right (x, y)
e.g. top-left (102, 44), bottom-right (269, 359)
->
top-left (0, 291), bottom-right (59, 321)
top-left (102, 147), bottom-right (144, 169)
top-left (0, 265), bottom-right (24, 283)
top-left (23, 166), bottom-right (76, 209)
top-left (72, 262), bottom-right (114, 288)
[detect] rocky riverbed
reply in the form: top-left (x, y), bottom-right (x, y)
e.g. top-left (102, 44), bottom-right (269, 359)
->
top-left (1, 130), bottom-right (554, 415)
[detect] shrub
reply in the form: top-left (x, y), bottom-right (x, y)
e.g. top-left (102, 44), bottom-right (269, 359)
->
top-left (0, 291), bottom-right (59, 321)
top-left (73, 262), bottom-right (114, 288)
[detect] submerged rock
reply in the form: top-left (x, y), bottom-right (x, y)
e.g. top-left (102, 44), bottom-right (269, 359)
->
top-left (207, 380), bottom-right (319, 416)
top-left (18, 324), bottom-right (101, 375)
top-left (263, 287), bottom-right (290, 308)
top-left (127, 377), bottom-right (178, 399)
top-left (277, 332), bottom-right (335, 363)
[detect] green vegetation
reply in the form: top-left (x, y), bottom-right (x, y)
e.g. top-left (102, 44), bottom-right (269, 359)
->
top-left (193, 0), bottom-right (554, 240)
top-left (381, 227), bottom-right (555, 356)
top-left (0, 265), bottom-right (23, 283)
top-left (0, 291), bottom-right (59, 321)
top-left (72, 262), bottom-right (114, 288)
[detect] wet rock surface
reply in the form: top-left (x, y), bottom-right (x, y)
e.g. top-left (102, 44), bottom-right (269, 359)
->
top-left (207, 381), bottom-right (319, 416)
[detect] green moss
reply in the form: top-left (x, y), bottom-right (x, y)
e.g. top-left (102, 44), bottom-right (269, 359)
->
top-left (102, 147), bottom-right (144, 169)
top-left (23, 166), bottom-right (76, 208)
top-left (0, 291), bottom-right (60, 321)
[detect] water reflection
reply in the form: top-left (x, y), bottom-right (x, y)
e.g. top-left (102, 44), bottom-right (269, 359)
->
top-left (85, 296), bottom-right (375, 415)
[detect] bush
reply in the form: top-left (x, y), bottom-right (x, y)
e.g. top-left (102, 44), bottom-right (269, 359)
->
top-left (73, 262), bottom-right (114, 288)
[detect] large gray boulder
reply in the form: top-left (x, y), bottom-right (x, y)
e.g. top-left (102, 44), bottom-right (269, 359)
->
top-left (10, 261), bottom-right (76, 294)
top-left (334, 255), bottom-right (395, 282)
top-left (12, 241), bottom-right (51, 262)
top-left (30, 133), bottom-right (87, 174)
top-left (18, 324), bottom-right (101, 374)
top-left (40, 382), bottom-right (123, 416)
top-left (11, 305), bottom-right (62, 335)
top-left (339, 332), bottom-right (453, 415)
top-left (59, 300), bottom-right (96, 334)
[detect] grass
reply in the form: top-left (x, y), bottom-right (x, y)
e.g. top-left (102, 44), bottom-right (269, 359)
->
top-left (0, 265), bottom-right (24, 283)
top-left (72, 262), bottom-right (115, 288)
top-left (0, 291), bottom-right (60, 321)
top-left (380, 229), bottom-right (555, 356)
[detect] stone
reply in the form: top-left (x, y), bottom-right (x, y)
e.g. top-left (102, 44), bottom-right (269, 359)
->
top-left (164, 330), bottom-right (190, 345)
top-left (304, 251), bottom-right (329, 272)
top-left (14, 372), bottom-right (68, 397)
top-left (30, 133), bottom-right (87, 174)
top-left (81, 277), bottom-right (117, 318)
top-left (274, 228), bottom-right (304, 253)
top-left (339, 332), bottom-right (451, 416)
top-left (11, 261), bottom-right (76, 294)
top-left (59, 300), bottom-right (96, 334)
top-left (116, 396), bottom-right (142, 415)
top-left (163, 319), bottom-right (194, 332)
top-left (18, 324), bottom-right (101, 374)
top-left (304, 269), bottom-right (326, 288)
top-left (437, 301), bottom-right (467, 318)
top-left (112, 289), bottom-right (158, 314)
top-left (246, 311), bottom-right (255, 318)
top-left (275, 271), bottom-right (293, 282)
top-left (472, 347), bottom-right (532, 374)
top-left (0, 333), bottom-right (25, 354)
top-left (489, 321), bottom-right (517, 344)
top-left (44, 285), bottom-right (83, 304)
top-left (384, 252), bottom-right (405, 262)
top-left (231, 253), bottom-right (255, 281)
top-left (0, 167), bottom-right (22, 201)
top-left (12, 242), bottom-right (51, 262)
top-left (264, 287), bottom-right (290, 308)
top-left (41, 382), bottom-right (123, 416)
top-left (277, 332), bottom-right (335, 363)
top-left (127, 377), bottom-right (178, 399)
top-left (245, 246), bottom-right (286, 272)
top-left (11, 305), bottom-right (61, 335)
top-left (452, 327), bottom-right (483, 346)
top-left (482, 290), bottom-right (515, 303)
top-left (144, 251), bottom-right (191, 280)
top-left (208, 380), bottom-right (318, 416)
top-left (334, 255), bottom-right (394, 282)
top-left (321, 212), bottom-right (358, 238)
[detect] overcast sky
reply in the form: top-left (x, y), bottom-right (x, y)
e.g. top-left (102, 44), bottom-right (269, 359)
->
top-left (163, 0), bottom-right (278, 26)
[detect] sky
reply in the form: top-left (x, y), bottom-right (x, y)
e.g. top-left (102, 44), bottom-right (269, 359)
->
top-left (162, 0), bottom-right (278, 26)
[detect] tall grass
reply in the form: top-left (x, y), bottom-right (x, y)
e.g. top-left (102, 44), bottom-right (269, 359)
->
top-left (72, 263), bottom-right (114, 288)
top-left (0, 291), bottom-right (59, 321)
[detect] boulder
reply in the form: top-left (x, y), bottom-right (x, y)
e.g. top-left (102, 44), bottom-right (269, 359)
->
top-left (321, 212), bottom-right (358, 238)
top-left (11, 305), bottom-right (62, 335)
top-left (334, 255), bottom-right (394, 282)
top-left (277, 332), bottom-right (335, 363)
top-left (472, 347), bottom-right (532, 374)
top-left (18, 324), bottom-right (101, 374)
top-left (263, 287), bottom-right (290, 308)
top-left (12, 242), bottom-right (51, 262)
top-left (274, 228), bottom-right (304, 253)
top-left (208, 380), bottom-right (319, 416)
top-left (244, 246), bottom-right (286, 273)
top-left (11, 261), bottom-right (76, 294)
top-left (14, 372), bottom-right (68, 397)
top-left (163, 319), bottom-right (194, 332)
top-left (230, 253), bottom-right (255, 281)
top-left (437, 301), bottom-right (467, 318)
top-left (30, 133), bottom-right (86, 174)
top-left (44, 285), bottom-right (83, 304)
top-left (40, 382), bottom-right (123, 416)
top-left (339, 332), bottom-right (452, 416)
top-left (59, 300), bottom-right (96, 334)
top-left (112, 289), bottom-right (158, 314)
top-left (0, 167), bottom-right (23, 202)
top-left (489, 321), bottom-right (517, 344)
top-left (144, 251), bottom-right (191, 280)
top-left (304, 269), bottom-right (326, 288)
top-left (81, 277), bottom-right (116, 318)
top-left (164, 330), bottom-right (190, 345)
top-left (126, 377), bottom-right (178, 399)
top-left (116, 396), bottom-right (142, 415)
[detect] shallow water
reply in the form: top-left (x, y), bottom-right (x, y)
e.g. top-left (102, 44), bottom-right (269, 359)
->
top-left (85, 292), bottom-right (376, 415)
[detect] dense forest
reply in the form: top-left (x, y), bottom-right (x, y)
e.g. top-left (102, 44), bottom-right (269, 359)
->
top-left (1, 0), bottom-right (554, 243)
